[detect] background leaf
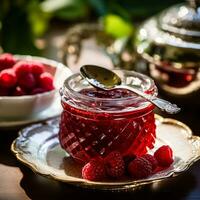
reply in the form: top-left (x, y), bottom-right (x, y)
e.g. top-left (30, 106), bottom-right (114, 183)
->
top-left (40, 0), bottom-right (89, 20)
top-left (103, 14), bottom-right (133, 38)
top-left (28, 1), bottom-right (52, 37)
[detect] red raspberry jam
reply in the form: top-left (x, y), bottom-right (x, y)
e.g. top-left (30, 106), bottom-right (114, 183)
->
top-left (59, 70), bottom-right (157, 163)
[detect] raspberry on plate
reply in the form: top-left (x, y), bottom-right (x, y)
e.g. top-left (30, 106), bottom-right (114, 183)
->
top-left (0, 69), bottom-right (17, 88)
top-left (39, 72), bottom-right (54, 91)
top-left (154, 145), bottom-right (174, 167)
top-left (128, 157), bottom-right (152, 179)
top-left (82, 159), bottom-right (106, 181)
top-left (142, 154), bottom-right (158, 170)
top-left (18, 73), bottom-right (36, 91)
top-left (31, 62), bottom-right (45, 77)
top-left (123, 154), bottom-right (136, 171)
top-left (13, 61), bottom-right (32, 77)
top-left (0, 53), bottom-right (16, 71)
top-left (104, 151), bottom-right (125, 178)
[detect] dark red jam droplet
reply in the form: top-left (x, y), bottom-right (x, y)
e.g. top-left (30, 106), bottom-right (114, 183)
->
top-left (59, 88), bottom-right (156, 163)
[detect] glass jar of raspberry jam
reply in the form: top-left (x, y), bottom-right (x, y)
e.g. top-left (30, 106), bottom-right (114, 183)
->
top-left (59, 70), bottom-right (157, 163)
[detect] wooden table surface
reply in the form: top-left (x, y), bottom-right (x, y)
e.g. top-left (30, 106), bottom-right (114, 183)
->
top-left (0, 105), bottom-right (199, 200)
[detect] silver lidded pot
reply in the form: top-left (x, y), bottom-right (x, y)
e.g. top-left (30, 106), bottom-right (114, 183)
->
top-left (136, 0), bottom-right (200, 105)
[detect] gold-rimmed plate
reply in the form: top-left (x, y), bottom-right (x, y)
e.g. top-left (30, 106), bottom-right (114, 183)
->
top-left (11, 115), bottom-right (200, 191)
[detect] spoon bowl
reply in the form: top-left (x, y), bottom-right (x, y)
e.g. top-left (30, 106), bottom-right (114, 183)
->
top-left (80, 65), bottom-right (181, 114)
top-left (80, 65), bottom-right (121, 90)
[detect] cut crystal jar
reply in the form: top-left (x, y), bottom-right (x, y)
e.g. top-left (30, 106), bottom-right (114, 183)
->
top-left (59, 70), bottom-right (157, 163)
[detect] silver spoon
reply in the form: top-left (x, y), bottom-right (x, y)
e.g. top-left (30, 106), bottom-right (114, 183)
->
top-left (80, 65), bottom-right (181, 114)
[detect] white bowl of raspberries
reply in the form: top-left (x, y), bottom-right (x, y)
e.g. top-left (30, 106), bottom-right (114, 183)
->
top-left (0, 53), bottom-right (72, 120)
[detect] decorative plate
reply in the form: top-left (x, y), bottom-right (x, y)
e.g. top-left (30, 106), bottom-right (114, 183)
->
top-left (11, 115), bottom-right (200, 191)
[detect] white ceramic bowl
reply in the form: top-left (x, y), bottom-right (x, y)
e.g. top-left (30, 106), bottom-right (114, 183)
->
top-left (0, 55), bottom-right (72, 120)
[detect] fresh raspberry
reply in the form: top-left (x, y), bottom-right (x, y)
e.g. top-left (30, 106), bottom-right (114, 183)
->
top-left (13, 61), bottom-right (32, 77)
top-left (104, 151), bottom-right (125, 178)
top-left (0, 69), bottom-right (17, 88)
top-left (0, 53), bottom-right (16, 71)
top-left (154, 145), bottom-right (174, 167)
top-left (123, 154), bottom-right (136, 166)
top-left (142, 154), bottom-right (158, 170)
top-left (13, 86), bottom-right (26, 96)
top-left (82, 159), bottom-right (106, 181)
top-left (39, 72), bottom-right (54, 91)
top-left (0, 87), bottom-right (10, 96)
top-left (18, 73), bottom-right (36, 91)
top-left (30, 88), bottom-right (46, 95)
top-left (31, 61), bottom-right (45, 77)
top-left (128, 157), bottom-right (152, 179)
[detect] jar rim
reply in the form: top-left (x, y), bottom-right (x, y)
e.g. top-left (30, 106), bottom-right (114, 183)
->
top-left (62, 70), bottom-right (157, 104)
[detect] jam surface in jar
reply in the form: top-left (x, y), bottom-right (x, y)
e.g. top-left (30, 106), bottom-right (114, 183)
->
top-left (59, 71), bottom-right (157, 163)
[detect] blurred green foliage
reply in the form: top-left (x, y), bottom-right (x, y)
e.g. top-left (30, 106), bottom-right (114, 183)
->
top-left (40, 0), bottom-right (88, 20)
top-left (0, 0), bottom-right (182, 55)
top-left (89, 0), bottom-right (183, 19)
top-left (103, 14), bottom-right (133, 38)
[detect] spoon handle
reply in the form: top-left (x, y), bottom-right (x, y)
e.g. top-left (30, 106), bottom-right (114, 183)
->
top-left (119, 85), bottom-right (180, 114)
